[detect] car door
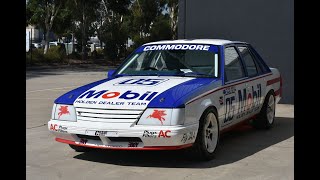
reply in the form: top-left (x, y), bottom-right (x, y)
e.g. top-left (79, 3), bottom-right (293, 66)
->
top-left (222, 46), bottom-right (247, 127)
top-left (236, 45), bottom-right (264, 120)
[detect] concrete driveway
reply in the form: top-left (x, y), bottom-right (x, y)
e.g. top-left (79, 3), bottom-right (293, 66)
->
top-left (26, 67), bottom-right (294, 180)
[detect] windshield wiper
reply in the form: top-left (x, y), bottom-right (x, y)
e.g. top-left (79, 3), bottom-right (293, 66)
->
top-left (115, 73), bottom-right (161, 77)
top-left (143, 67), bottom-right (159, 71)
top-left (176, 72), bottom-right (214, 78)
top-left (114, 74), bottom-right (129, 78)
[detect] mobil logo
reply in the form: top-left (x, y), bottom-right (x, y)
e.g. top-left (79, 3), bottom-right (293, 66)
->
top-left (78, 90), bottom-right (159, 101)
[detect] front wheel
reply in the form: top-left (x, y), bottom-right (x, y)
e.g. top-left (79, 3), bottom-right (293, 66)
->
top-left (252, 92), bottom-right (275, 129)
top-left (187, 108), bottom-right (219, 161)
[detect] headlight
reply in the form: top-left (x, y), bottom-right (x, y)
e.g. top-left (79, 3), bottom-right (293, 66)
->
top-left (52, 104), bottom-right (77, 122)
top-left (137, 108), bottom-right (185, 125)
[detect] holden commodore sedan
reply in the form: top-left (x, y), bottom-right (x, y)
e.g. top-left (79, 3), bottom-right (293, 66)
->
top-left (48, 39), bottom-right (282, 160)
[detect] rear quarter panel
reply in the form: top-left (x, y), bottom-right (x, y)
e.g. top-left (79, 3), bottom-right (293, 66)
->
top-left (265, 68), bottom-right (282, 104)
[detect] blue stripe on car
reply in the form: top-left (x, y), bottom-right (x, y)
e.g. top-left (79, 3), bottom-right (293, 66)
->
top-left (54, 78), bottom-right (113, 105)
top-left (147, 78), bottom-right (219, 108)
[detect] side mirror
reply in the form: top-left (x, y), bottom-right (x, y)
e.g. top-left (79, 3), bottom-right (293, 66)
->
top-left (107, 69), bottom-right (116, 78)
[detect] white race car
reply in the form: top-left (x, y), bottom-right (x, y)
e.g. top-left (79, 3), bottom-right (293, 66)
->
top-left (48, 39), bottom-right (282, 160)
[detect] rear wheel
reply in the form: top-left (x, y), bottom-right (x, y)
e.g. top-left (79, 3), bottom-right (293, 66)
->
top-left (252, 92), bottom-right (275, 129)
top-left (187, 108), bottom-right (219, 161)
top-left (69, 144), bottom-right (92, 152)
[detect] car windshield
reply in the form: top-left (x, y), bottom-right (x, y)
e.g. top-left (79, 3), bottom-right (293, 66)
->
top-left (115, 44), bottom-right (219, 77)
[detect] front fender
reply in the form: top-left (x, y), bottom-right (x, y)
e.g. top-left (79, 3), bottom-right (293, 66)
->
top-left (184, 95), bottom-right (221, 126)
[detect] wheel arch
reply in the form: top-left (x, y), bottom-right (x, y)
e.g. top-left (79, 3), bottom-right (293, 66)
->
top-left (200, 105), bottom-right (220, 128)
top-left (266, 89), bottom-right (275, 98)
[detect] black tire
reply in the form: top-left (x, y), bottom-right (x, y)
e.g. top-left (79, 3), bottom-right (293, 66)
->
top-left (69, 144), bottom-right (92, 152)
top-left (186, 108), bottom-right (220, 161)
top-left (252, 92), bottom-right (275, 129)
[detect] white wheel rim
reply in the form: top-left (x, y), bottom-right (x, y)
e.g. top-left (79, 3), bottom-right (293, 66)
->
top-left (267, 95), bottom-right (275, 124)
top-left (204, 112), bottom-right (219, 153)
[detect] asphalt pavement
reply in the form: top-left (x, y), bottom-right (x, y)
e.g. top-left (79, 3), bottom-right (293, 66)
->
top-left (26, 67), bottom-right (294, 180)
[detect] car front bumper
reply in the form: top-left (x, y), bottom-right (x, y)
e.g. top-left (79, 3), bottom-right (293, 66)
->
top-left (48, 119), bottom-right (198, 150)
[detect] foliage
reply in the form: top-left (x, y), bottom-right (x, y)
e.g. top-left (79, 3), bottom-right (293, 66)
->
top-left (96, 0), bottom-right (131, 62)
top-left (26, 46), bottom-right (66, 64)
top-left (166, 0), bottom-right (178, 39)
top-left (26, 0), bottom-right (179, 62)
top-left (27, 0), bottom-right (66, 54)
top-left (68, 52), bottom-right (81, 59)
top-left (67, 0), bottom-right (101, 58)
top-left (44, 46), bottom-right (67, 63)
top-left (26, 48), bottom-right (44, 64)
top-left (126, 0), bottom-right (172, 49)
top-left (150, 14), bottom-right (172, 42)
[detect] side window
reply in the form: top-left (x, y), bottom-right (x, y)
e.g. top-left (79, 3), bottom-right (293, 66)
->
top-left (238, 46), bottom-right (258, 77)
top-left (249, 46), bottom-right (270, 73)
top-left (224, 47), bottom-right (245, 82)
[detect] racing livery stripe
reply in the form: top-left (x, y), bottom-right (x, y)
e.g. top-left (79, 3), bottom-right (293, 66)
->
top-left (267, 77), bottom-right (281, 86)
top-left (221, 114), bottom-right (257, 134)
top-left (55, 138), bottom-right (193, 150)
top-left (186, 73), bottom-right (272, 105)
top-left (147, 78), bottom-right (216, 108)
top-left (274, 88), bottom-right (281, 96)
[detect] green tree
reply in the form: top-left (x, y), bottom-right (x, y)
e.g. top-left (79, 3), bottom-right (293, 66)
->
top-left (51, 7), bottom-right (73, 41)
top-left (167, 0), bottom-right (178, 39)
top-left (68, 0), bottom-right (101, 60)
top-left (96, 0), bottom-right (131, 63)
top-left (127, 0), bottom-right (171, 48)
top-left (150, 14), bottom-right (172, 42)
top-left (27, 0), bottom-right (65, 54)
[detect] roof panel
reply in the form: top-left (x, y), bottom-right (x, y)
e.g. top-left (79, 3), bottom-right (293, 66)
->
top-left (143, 39), bottom-right (245, 46)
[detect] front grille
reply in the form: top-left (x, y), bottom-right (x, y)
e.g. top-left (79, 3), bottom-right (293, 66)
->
top-left (108, 137), bottom-right (142, 142)
top-left (77, 134), bottom-right (101, 141)
top-left (75, 107), bottom-right (144, 123)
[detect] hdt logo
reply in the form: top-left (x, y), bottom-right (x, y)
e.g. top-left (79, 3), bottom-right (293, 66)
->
top-left (114, 78), bottom-right (168, 86)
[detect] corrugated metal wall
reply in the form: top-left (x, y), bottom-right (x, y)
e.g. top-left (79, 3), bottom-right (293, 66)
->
top-left (178, 0), bottom-right (294, 104)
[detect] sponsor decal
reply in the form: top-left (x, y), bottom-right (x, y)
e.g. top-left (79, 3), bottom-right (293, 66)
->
top-left (105, 145), bottom-right (123, 148)
top-left (236, 84), bottom-right (262, 119)
top-left (181, 131), bottom-right (196, 143)
top-left (50, 124), bottom-right (68, 133)
top-left (95, 131), bottom-right (108, 136)
top-left (158, 130), bottom-right (171, 138)
top-left (223, 86), bottom-right (236, 95)
top-left (75, 90), bottom-right (159, 106)
top-left (50, 124), bottom-right (58, 131)
top-left (80, 138), bottom-right (88, 144)
top-left (58, 105), bottom-right (70, 119)
top-left (128, 142), bottom-right (139, 147)
top-left (147, 110), bottom-right (167, 125)
top-left (143, 44), bottom-right (211, 51)
top-left (224, 86), bottom-right (236, 124)
top-left (78, 90), bottom-right (158, 101)
top-left (223, 84), bottom-right (262, 123)
top-left (142, 130), bottom-right (157, 138)
top-left (219, 96), bottom-right (223, 105)
top-left (142, 130), bottom-right (171, 138)
top-left (114, 78), bottom-right (169, 86)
